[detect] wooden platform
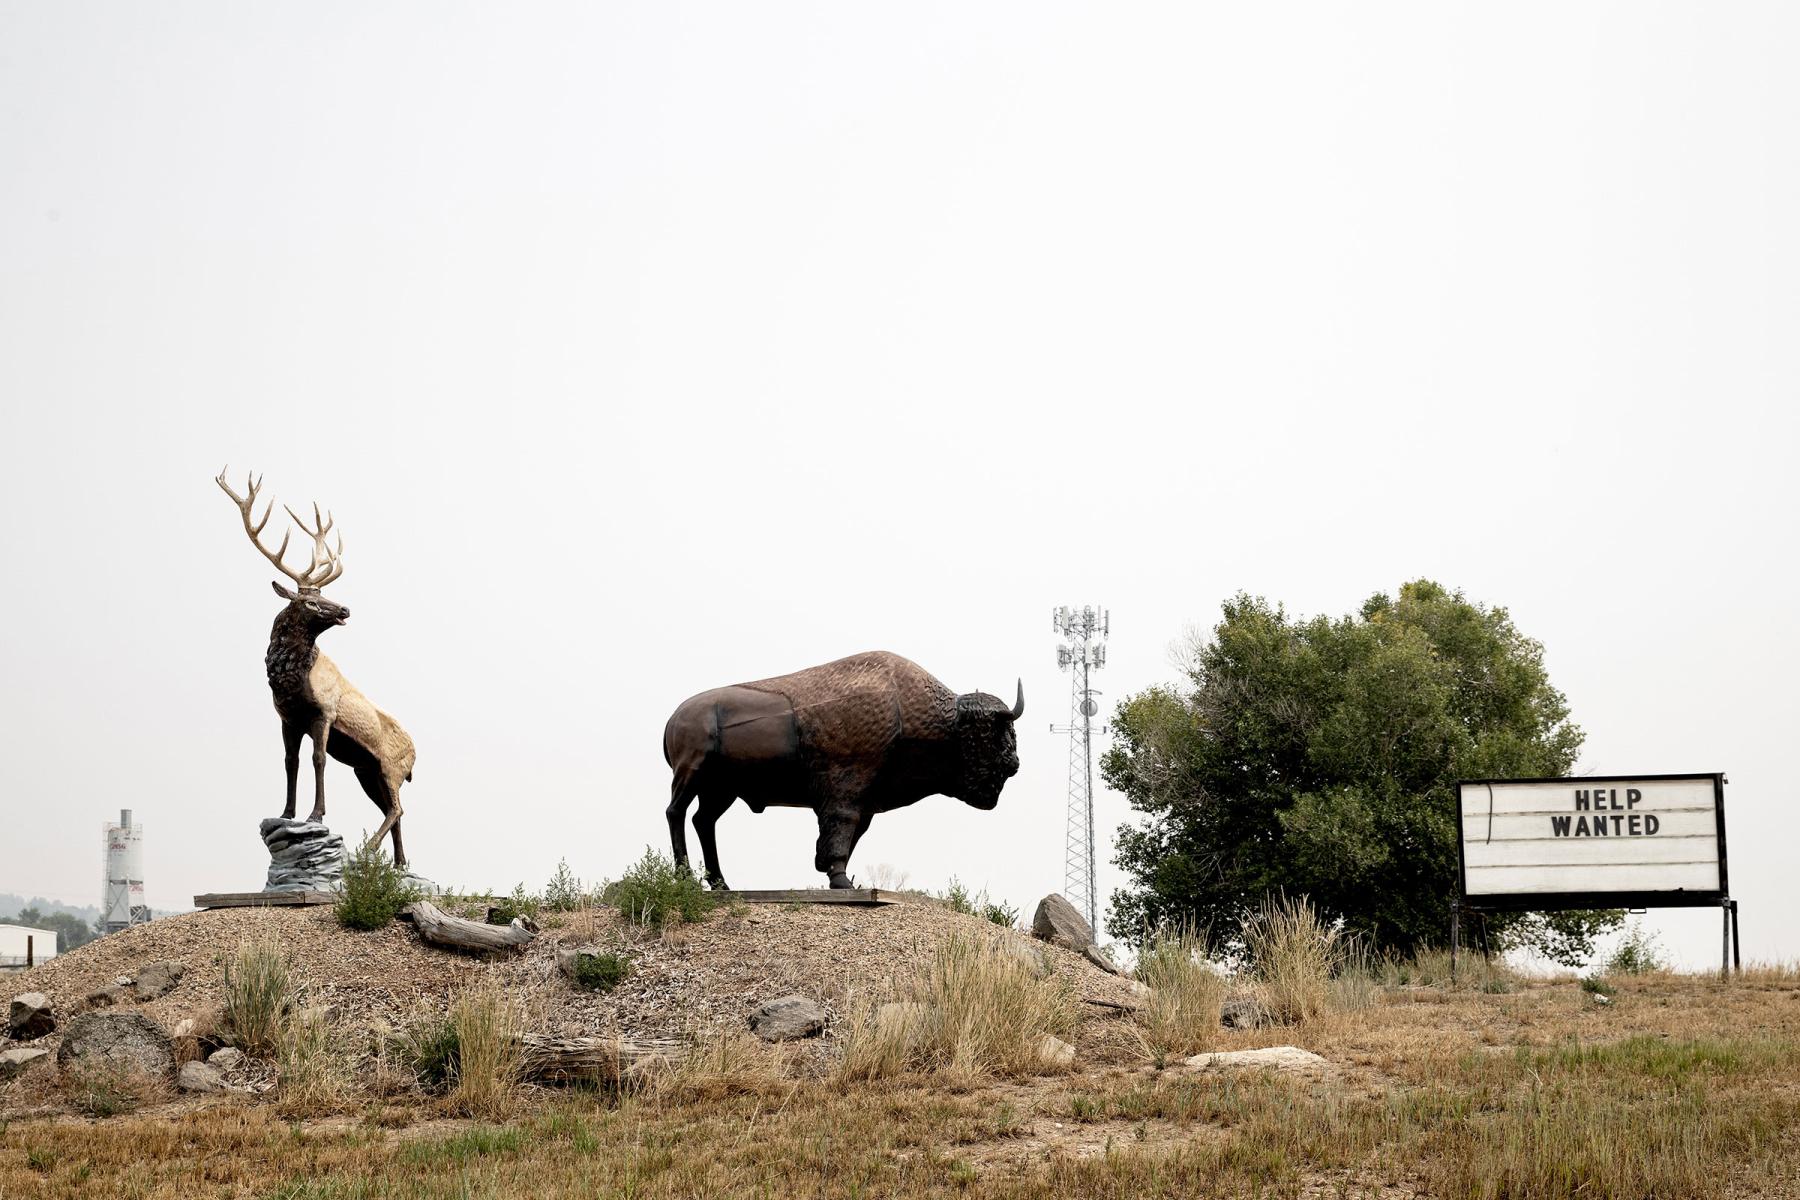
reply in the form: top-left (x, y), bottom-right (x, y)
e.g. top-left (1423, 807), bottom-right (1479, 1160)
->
top-left (193, 887), bottom-right (897, 911)
top-left (716, 888), bottom-right (899, 906)
top-left (194, 890), bottom-right (336, 909)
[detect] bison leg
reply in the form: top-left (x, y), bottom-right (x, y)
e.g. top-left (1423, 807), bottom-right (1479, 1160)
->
top-left (666, 773), bottom-right (701, 874)
top-left (693, 793), bottom-right (734, 890)
top-left (814, 806), bottom-right (873, 890)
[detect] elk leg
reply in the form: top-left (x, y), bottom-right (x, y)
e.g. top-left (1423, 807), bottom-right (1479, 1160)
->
top-left (281, 723), bottom-right (304, 820)
top-left (306, 717), bottom-right (330, 823)
top-left (355, 763), bottom-right (406, 869)
top-left (814, 807), bottom-right (873, 889)
top-left (693, 793), bottom-right (734, 890)
top-left (666, 772), bottom-right (701, 873)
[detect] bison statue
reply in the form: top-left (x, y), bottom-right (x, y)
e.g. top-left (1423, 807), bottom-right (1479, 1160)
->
top-left (663, 651), bottom-right (1023, 889)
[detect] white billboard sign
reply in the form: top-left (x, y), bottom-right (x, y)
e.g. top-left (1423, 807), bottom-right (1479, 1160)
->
top-left (1457, 774), bottom-right (1727, 909)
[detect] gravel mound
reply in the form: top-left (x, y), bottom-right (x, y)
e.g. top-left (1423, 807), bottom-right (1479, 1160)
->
top-left (2, 899), bottom-right (1143, 1072)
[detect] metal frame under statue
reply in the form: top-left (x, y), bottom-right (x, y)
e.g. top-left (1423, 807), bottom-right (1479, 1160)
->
top-left (663, 651), bottom-right (1023, 889)
top-left (215, 468), bottom-right (422, 893)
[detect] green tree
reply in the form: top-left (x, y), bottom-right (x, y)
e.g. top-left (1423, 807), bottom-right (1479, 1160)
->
top-left (1104, 580), bottom-right (1618, 964)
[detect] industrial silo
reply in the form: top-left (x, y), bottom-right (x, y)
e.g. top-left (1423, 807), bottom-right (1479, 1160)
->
top-left (101, 809), bottom-right (147, 933)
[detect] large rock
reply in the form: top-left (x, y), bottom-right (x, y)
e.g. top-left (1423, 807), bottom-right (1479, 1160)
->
top-left (1083, 943), bottom-right (1127, 977)
top-left (1032, 893), bottom-right (1095, 952)
top-left (748, 995), bottom-right (827, 1042)
top-left (178, 1059), bottom-right (226, 1093)
top-left (260, 818), bottom-right (348, 891)
top-left (134, 962), bottom-right (186, 1001)
top-left (0, 1046), bottom-right (50, 1079)
top-left (8, 991), bottom-right (54, 1039)
top-left (1221, 993), bottom-right (1271, 1030)
top-left (1032, 1033), bottom-right (1076, 1068)
top-left (1183, 1046), bottom-right (1327, 1073)
top-left (56, 1011), bottom-right (176, 1079)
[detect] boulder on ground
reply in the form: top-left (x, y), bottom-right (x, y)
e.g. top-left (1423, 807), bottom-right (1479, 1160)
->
top-left (1003, 938), bottom-right (1052, 979)
top-left (1183, 1046), bottom-right (1327, 1072)
top-left (178, 1059), bottom-right (226, 1093)
top-left (55, 1011), bottom-right (176, 1079)
top-left (134, 961), bottom-right (186, 1001)
top-left (8, 991), bottom-right (54, 1039)
top-left (208, 1047), bottom-right (244, 1070)
top-left (873, 1001), bottom-right (929, 1044)
top-left (1032, 1033), bottom-right (1076, 1068)
top-left (1221, 993), bottom-right (1270, 1029)
top-left (748, 995), bottom-right (827, 1042)
top-left (1031, 893), bottom-right (1094, 952)
top-left (1083, 943), bottom-right (1127, 977)
top-left (0, 1046), bottom-right (50, 1079)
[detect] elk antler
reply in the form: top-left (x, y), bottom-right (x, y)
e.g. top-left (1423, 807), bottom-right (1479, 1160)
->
top-left (282, 500), bottom-right (344, 589)
top-left (215, 467), bottom-right (344, 590)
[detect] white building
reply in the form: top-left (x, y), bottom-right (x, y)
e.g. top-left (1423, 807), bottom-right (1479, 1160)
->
top-left (0, 923), bottom-right (59, 969)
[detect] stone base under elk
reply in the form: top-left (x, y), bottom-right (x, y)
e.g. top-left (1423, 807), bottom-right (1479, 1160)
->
top-left (262, 818), bottom-right (348, 891)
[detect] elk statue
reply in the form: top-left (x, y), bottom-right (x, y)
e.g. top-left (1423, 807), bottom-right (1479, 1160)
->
top-left (215, 468), bottom-right (417, 866)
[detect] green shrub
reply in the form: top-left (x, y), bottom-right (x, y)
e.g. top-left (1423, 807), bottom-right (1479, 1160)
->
top-left (1581, 974), bottom-right (1617, 998)
top-left (488, 882), bottom-right (542, 925)
top-left (396, 1013), bottom-right (460, 1088)
top-left (1606, 921), bottom-right (1668, 975)
top-left (569, 951), bottom-right (632, 993)
top-left (603, 849), bottom-right (716, 928)
top-left (940, 878), bottom-right (1020, 928)
top-left (335, 837), bottom-right (421, 931)
top-left (544, 859), bottom-right (587, 912)
top-left (224, 937), bottom-right (292, 1055)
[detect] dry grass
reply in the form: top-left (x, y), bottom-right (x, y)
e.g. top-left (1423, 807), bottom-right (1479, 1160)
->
top-left (7, 993), bottom-right (1797, 1200)
top-left (222, 936), bottom-right (291, 1056)
top-left (274, 1003), bottom-right (342, 1114)
top-left (1243, 893), bottom-right (1345, 1023)
top-left (6, 903), bottom-right (1798, 1198)
top-left (60, 1061), bottom-right (168, 1119)
top-left (447, 977), bottom-right (521, 1119)
top-left (839, 931), bottom-right (1077, 1083)
top-left (1134, 923), bottom-right (1228, 1062)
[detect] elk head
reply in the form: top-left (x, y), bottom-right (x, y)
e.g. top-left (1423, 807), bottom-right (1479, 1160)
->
top-left (216, 467), bottom-right (349, 631)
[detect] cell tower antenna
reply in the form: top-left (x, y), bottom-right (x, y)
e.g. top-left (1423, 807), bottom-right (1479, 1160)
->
top-left (1052, 605), bottom-right (1109, 934)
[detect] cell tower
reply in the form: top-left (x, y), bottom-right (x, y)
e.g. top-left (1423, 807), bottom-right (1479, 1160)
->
top-left (1052, 605), bottom-right (1109, 934)
top-left (101, 809), bottom-right (148, 934)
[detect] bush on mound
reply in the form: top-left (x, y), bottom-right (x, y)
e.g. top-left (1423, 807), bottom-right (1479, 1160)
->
top-left (335, 838), bottom-right (421, 931)
top-left (603, 849), bottom-right (716, 929)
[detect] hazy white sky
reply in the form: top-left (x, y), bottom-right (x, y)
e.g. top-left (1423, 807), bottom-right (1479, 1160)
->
top-left (2, 3), bottom-right (1793, 969)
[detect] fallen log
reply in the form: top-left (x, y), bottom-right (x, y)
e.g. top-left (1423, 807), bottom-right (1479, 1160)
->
top-left (1081, 995), bottom-right (1142, 1014)
top-left (402, 900), bottom-right (536, 953)
top-left (517, 1034), bottom-right (686, 1086)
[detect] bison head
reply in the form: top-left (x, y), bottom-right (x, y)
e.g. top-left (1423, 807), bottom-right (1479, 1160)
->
top-left (951, 681), bottom-right (1023, 810)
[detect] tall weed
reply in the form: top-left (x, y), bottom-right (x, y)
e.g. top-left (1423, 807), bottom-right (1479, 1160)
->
top-left (223, 938), bottom-right (292, 1056)
top-left (448, 979), bottom-right (520, 1119)
top-left (838, 932), bottom-right (1075, 1082)
top-left (1243, 894), bottom-right (1342, 1024)
top-left (1135, 923), bottom-right (1228, 1060)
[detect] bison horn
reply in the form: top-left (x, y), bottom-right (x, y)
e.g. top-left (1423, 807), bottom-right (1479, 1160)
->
top-left (1004, 679), bottom-right (1024, 722)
